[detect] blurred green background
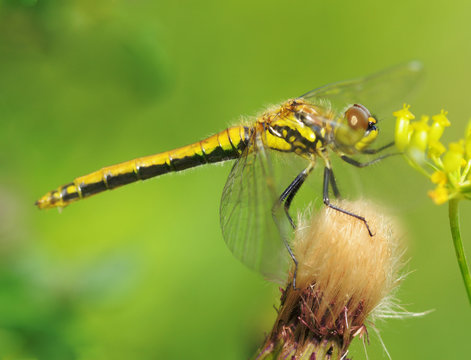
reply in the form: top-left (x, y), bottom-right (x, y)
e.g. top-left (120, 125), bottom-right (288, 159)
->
top-left (1, 0), bottom-right (471, 359)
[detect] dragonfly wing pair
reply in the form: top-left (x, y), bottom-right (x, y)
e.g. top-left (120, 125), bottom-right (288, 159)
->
top-left (301, 61), bottom-right (423, 122)
top-left (221, 130), bottom-right (291, 282)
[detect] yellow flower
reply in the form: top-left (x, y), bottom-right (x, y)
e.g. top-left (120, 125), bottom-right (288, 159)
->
top-left (428, 185), bottom-right (449, 205)
top-left (393, 105), bottom-right (471, 206)
top-left (393, 107), bottom-right (471, 306)
top-left (431, 171), bottom-right (447, 185)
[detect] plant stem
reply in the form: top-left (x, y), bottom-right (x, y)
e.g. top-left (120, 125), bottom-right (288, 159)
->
top-left (448, 198), bottom-right (471, 305)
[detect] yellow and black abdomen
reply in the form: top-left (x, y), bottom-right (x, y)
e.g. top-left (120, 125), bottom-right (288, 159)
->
top-left (36, 126), bottom-right (252, 209)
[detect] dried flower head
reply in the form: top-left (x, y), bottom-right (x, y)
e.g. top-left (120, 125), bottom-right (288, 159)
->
top-left (256, 200), bottom-right (406, 360)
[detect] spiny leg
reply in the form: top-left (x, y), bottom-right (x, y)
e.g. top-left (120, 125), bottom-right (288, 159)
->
top-left (360, 141), bottom-right (395, 155)
top-left (272, 162), bottom-right (315, 290)
top-left (329, 150), bottom-right (399, 234)
top-left (329, 166), bottom-right (341, 198)
top-left (278, 168), bottom-right (311, 229)
top-left (323, 167), bottom-right (374, 236)
top-left (340, 152), bottom-right (398, 168)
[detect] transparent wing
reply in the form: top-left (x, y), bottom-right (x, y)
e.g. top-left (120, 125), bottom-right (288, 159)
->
top-left (220, 130), bottom-right (291, 282)
top-left (299, 61), bottom-right (423, 120)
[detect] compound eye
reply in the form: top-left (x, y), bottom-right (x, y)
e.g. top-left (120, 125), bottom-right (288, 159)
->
top-left (345, 104), bottom-right (371, 131)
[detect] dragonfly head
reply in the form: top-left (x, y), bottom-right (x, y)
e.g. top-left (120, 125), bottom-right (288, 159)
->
top-left (334, 104), bottom-right (378, 152)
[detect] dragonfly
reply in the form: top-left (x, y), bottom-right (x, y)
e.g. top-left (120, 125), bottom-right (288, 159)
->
top-left (36, 62), bottom-right (422, 284)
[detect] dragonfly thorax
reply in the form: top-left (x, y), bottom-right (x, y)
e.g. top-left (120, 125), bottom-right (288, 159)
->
top-left (262, 100), bottom-right (335, 156)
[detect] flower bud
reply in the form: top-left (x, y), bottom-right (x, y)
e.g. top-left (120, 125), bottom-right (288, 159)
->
top-left (428, 140), bottom-right (446, 159)
top-left (409, 117), bottom-right (430, 153)
top-left (394, 104), bottom-right (415, 151)
top-left (443, 141), bottom-right (464, 173)
top-left (465, 119), bottom-right (471, 159)
top-left (429, 110), bottom-right (450, 143)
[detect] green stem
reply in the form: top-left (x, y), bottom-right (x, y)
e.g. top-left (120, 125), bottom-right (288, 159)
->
top-left (448, 198), bottom-right (471, 305)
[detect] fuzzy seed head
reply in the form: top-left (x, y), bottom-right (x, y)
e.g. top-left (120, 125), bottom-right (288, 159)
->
top-left (257, 200), bottom-right (406, 359)
top-left (293, 199), bottom-right (403, 332)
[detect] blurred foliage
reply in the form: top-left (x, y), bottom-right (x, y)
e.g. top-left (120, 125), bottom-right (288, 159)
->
top-left (1, 0), bottom-right (471, 359)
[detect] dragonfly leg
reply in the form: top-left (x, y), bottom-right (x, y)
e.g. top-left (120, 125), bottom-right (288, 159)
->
top-left (273, 163), bottom-right (315, 290)
top-left (272, 195), bottom-right (299, 289)
top-left (340, 152), bottom-right (398, 168)
top-left (360, 141), bottom-right (395, 154)
top-left (323, 167), bottom-right (374, 236)
top-left (277, 169), bottom-right (310, 229)
top-left (329, 166), bottom-right (341, 199)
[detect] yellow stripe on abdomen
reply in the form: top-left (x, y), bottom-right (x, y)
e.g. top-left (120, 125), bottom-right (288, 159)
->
top-left (35, 126), bottom-right (251, 209)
